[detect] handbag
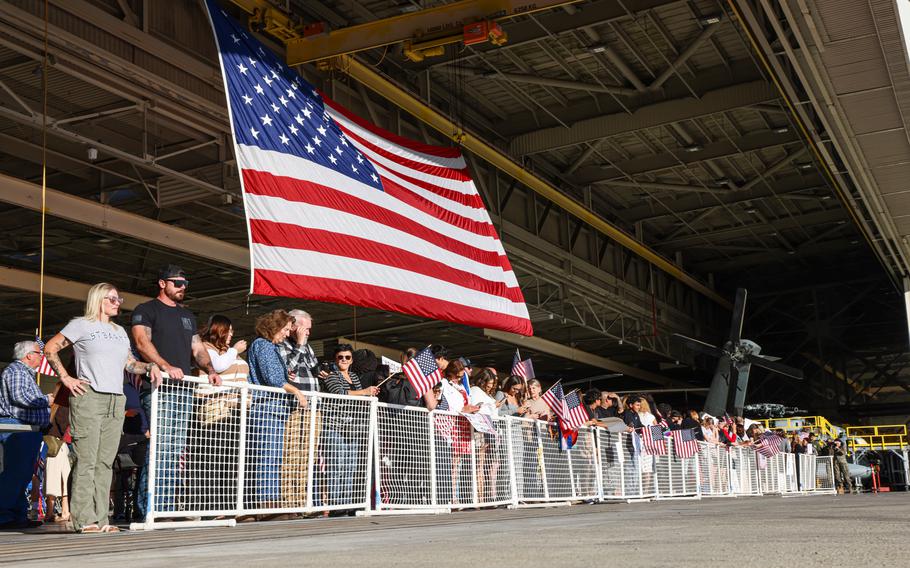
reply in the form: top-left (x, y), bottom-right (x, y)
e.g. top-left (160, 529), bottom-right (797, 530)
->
top-left (44, 435), bottom-right (64, 458)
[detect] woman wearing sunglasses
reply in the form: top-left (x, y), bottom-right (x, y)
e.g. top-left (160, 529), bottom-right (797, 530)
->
top-left (44, 283), bottom-right (162, 533)
top-left (319, 344), bottom-right (378, 514)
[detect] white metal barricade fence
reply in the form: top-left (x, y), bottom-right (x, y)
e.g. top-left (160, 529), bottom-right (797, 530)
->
top-left (815, 456), bottom-right (837, 494)
top-left (697, 442), bottom-right (731, 497)
top-left (132, 378), bottom-right (375, 530)
top-left (796, 453), bottom-right (818, 492)
top-left (654, 438), bottom-right (700, 499)
top-left (729, 445), bottom-right (762, 496)
top-left (596, 430), bottom-right (625, 500)
top-left (135, 385), bottom-right (845, 529)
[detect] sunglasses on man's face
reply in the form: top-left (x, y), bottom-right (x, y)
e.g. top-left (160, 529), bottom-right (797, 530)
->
top-left (167, 279), bottom-right (189, 288)
top-left (336, 354), bottom-right (352, 361)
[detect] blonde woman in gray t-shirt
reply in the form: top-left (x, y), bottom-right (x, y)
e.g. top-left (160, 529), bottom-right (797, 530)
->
top-left (44, 283), bottom-right (162, 534)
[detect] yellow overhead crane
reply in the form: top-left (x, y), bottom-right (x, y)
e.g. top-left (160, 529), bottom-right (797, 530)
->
top-left (225, 0), bottom-right (731, 309)
top-left (231, 0), bottom-right (582, 63)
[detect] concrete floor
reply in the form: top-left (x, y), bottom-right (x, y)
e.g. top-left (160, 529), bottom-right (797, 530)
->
top-left (1, 494), bottom-right (908, 567)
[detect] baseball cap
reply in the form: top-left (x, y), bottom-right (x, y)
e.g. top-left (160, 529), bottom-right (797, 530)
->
top-left (158, 264), bottom-right (186, 280)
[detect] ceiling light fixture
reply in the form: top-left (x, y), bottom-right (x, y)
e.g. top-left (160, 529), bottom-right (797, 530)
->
top-left (698, 14), bottom-right (722, 25)
top-left (683, 144), bottom-right (703, 153)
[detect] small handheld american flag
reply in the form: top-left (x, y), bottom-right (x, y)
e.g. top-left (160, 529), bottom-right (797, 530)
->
top-left (562, 390), bottom-right (590, 430)
top-left (669, 428), bottom-right (699, 460)
top-left (511, 349), bottom-right (534, 379)
top-left (540, 381), bottom-right (568, 420)
top-left (35, 337), bottom-right (57, 377)
top-left (754, 431), bottom-right (782, 458)
top-left (640, 425), bottom-right (667, 456)
top-left (401, 345), bottom-right (442, 398)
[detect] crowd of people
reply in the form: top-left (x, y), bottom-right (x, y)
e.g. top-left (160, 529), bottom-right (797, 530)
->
top-left (0, 264), bottom-right (857, 532)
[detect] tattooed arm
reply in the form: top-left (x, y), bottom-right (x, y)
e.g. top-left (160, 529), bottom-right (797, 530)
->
top-left (131, 324), bottom-right (183, 380)
top-left (43, 333), bottom-right (90, 396)
top-left (124, 353), bottom-right (164, 388)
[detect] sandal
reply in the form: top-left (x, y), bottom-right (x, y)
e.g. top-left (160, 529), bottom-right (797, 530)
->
top-left (79, 524), bottom-right (101, 534)
top-left (99, 525), bottom-right (121, 533)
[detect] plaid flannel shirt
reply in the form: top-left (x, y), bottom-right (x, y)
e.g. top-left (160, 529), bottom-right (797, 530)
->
top-left (0, 361), bottom-right (50, 426)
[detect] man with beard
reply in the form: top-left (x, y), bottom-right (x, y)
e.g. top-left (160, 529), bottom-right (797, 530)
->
top-left (130, 265), bottom-right (221, 520)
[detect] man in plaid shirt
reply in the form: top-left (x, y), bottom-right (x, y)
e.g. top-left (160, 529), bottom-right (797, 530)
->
top-left (278, 309), bottom-right (322, 392)
top-left (0, 340), bottom-right (53, 528)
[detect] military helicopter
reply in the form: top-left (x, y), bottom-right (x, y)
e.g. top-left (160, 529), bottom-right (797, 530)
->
top-left (673, 288), bottom-right (804, 417)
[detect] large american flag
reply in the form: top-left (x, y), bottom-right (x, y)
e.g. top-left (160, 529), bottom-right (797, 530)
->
top-left (401, 345), bottom-right (442, 398)
top-left (669, 428), bottom-right (699, 460)
top-left (640, 425), bottom-right (667, 456)
top-left (35, 337), bottom-right (56, 377)
top-left (511, 349), bottom-right (534, 379)
top-left (204, 2), bottom-right (532, 336)
top-left (754, 431), bottom-right (782, 458)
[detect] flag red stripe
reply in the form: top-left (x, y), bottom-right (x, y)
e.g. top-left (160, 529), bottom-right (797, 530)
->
top-left (243, 170), bottom-right (507, 267)
top-left (249, 220), bottom-right (525, 302)
top-left (254, 269), bottom-right (534, 336)
top-left (377, 165), bottom-right (486, 212)
top-left (337, 124), bottom-right (473, 182)
top-left (323, 95), bottom-right (463, 159)
top-left (379, 176), bottom-right (495, 236)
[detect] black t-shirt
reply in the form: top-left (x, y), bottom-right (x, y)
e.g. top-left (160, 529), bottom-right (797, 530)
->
top-left (131, 299), bottom-right (197, 375)
top-left (596, 406), bottom-right (618, 419)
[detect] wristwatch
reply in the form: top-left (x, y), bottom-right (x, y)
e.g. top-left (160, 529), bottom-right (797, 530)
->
top-left (146, 362), bottom-right (159, 377)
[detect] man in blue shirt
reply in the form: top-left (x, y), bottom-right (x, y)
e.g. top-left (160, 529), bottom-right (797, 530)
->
top-left (0, 340), bottom-right (53, 528)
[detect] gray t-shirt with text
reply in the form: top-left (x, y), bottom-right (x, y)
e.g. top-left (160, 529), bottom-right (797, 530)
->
top-left (61, 318), bottom-right (130, 395)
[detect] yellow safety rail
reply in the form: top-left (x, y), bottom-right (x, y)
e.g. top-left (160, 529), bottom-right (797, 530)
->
top-left (845, 425), bottom-right (908, 452)
top-left (757, 416), bottom-right (839, 439)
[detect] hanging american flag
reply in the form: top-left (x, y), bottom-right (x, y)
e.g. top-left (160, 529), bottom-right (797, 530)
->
top-left (669, 428), bottom-right (699, 460)
top-left (34, 337), bottom-right (56, 377)
top-left (753, 431), bottom-right (782, 458)
top-left (541, 381), bottom-right (568, 420)
top-left (640, 425), bottom-right (667, 456)
top-left (511, 349), bottom-right (534, 379)
top-left (401, 345), bottom-right (442, 398)
top-left (204, 2), bottom-right (532, 336)
top-left (562, 390), bottom-right (590, 430)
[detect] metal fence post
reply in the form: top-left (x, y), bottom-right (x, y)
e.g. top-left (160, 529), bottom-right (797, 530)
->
top-left (305, 395), bottom-right (317, 510)
top-left (236, 385), bottom-right (248, 513)
top-left (429, 411), bottom-right (437, 507)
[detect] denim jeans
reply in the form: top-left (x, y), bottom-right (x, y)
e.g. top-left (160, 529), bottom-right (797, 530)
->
top-left (0, 418), bottom-right (43, 524)
top-left (245, 399), bottom-right (287, 507)
top-left (137, 383), bottom-right (192, 517)
top-left (323, 428), bottom-right (358, 507)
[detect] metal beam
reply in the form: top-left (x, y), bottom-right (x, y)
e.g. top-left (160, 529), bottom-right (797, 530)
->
top-left (0, 174), bottom-right (249, 268)
top-left (283, 0), bottom-right (582, 64)
top-left (456, 68), bottom-right (639, 96)
top-left (649, 22), bottom-right (722, 91)
top-left (0, 265), bottom-right (151, 310)
top-left (509, 80), bottom-right (779, 155)
top-left (336, 55), bottom-right (729, 308)
top-left (623, 174), bottom-right (828, 222)
top-left (572, 129), bottom-right (802, 183)
top-left (601, 180), bottom-right (725, 195)
top-left (483, 328), bottom-right (688, 387)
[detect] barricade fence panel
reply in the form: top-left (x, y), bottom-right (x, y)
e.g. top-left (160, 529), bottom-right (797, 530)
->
top-left (697, 442), bottom-right (731, 497)
top-left (596, 430), bottom-right (624, 500)
top-left (146, 378), bottom-right (374, 524)
top-left (141, 384), bottom-right (842, 527)
top-left (815, 456), bottom-right (836, 494)
top-left (375, 403), bottom-right (434, 509)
